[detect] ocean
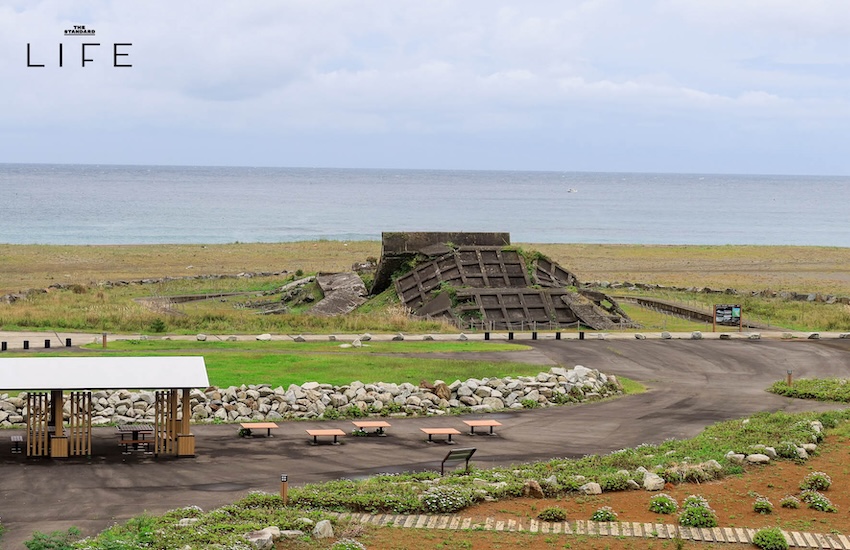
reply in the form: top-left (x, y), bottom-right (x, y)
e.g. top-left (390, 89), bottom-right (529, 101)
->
top-left (0, 164), bottom-right (848, 246)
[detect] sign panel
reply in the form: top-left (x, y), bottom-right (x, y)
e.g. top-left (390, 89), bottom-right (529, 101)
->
top-left (714, 304), bottom-right (742, 326)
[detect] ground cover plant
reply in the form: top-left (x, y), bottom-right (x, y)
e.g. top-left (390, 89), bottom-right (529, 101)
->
top-left (65, 408), bottom-right (850, 549)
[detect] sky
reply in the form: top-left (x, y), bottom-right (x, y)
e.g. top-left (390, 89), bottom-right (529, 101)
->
top-left (1, 1), bottom-right (848, 175)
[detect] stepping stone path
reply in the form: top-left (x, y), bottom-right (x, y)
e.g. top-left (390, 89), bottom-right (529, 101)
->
top-left (329, 512), bottom-right (850, 548)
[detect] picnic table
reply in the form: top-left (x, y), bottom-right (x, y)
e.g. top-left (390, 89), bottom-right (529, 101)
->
top-left (240, 422), bottom-right (279, 437)
top-left (462, 419), bottom-right (502, 436)
top-left (116, 424), bottom-right (153, 452)
top-left (351, 420), bottom-right (391, 436)
top-left (420, 427), bottom-right (461, 444)
top-left (306, 428), bottom-right (346, 445)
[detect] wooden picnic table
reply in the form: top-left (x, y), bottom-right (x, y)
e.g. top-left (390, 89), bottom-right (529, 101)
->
top-left (420, 427), bottom-right (461, 444)
top-left (240, 422), bottom-right (279, 437)
top-left (462, 419), bottom-right (502, 436)
top-left (351, 420), bottom-right (391, 436)
top-left (306, 428), bottom-right (346, 445)
top-left (116, 424), bottom-right (154, 452)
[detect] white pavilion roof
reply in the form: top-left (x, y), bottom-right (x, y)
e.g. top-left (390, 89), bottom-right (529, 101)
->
top-left (0, 356), bottom-right (209, 390)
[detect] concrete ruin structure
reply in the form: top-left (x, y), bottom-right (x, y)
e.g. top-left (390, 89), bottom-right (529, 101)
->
top-left (372, 232), bottom-right (634, 330)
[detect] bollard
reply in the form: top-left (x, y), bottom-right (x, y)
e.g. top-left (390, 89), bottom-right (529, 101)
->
top-left (484, 332), bottom-right (490, 341)
top-left (44, 339), bottom-right (50, 349)
top-left (23, 340), bottom-right (29, 350)
top-left (65, 338), bottom-right (72, 347)
top-left (102, 332), bottom-right (108, 349)
top-left (786, 370), bottom-right (793, 387)
top-left (532, 331), bottom-right (537, 340)
top-left (579, 331), bottom-right (585, 340)
top-left (280, 474), bottom-right (289, 505)
top-left (555, 332), bottom-right (561, 340)
top-left (508, 331), bottom-right (514, 340)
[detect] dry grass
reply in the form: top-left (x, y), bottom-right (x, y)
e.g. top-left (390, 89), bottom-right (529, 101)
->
top-left (2, 242), bottom-right (849, 296)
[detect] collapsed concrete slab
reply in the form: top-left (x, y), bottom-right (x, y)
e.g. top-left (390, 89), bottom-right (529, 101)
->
top-left (379, 232), bottom-right (633, 330)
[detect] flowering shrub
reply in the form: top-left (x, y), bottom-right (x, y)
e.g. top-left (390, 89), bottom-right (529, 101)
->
top-left (800, 471), bottom-right (832, 491)
top-left (331, 539), bottom-right (367, 550)
top-left (753, 496), bottom-right (774, 514)
top-left (779, 495), bottom-right (800, 509)
top-left (752, 527), bottom-right (789, 550)
top-left (421, 486), bottom-right (475, 514)
top-left (800, 490), bottom-right (837, 513)
top-left (678, 495), bottom-right (718, 528)
top-left (648, 493), bottom-right (678, 515)
top-left (590, 506), bottom-right (618, 522)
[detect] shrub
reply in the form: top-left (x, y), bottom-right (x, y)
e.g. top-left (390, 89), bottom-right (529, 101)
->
top-left (323, 407), bottom-right (340, 420)
top-left (537, 507), bottom-right (567, 522)
top-left (678, 495), bottom-right (718, 528)
top-left (774, 441), bottom-right (799, 459)
top-left (149, 317), bottom-right (167, 332)
top-left (24, 527), bottom-right (82, 550)
top-left (800, 490), bottom-right (837, 512)
top-left (599, 471), bottom-right (631, 492)
top-left (779, 495), bottom-right (800, 509)
top-left (590, 506), bottom-right (618, 522)
top-left (800, 471), bottom-right (832, 491)
top-left (752, 527), bottom-right (789, 550)
top-left (648, 493), bottom-right (678, 515)
top-left (521, 398), bottom-right (538, 409)
top-left (421, 486), bottom-right (475, 514)
top-left (753, 496), bottom-right (774, 514)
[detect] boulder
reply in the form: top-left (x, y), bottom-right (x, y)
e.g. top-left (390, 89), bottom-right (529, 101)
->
top-left (579, 482), bottom-right (602, 495)
top-left (256, 333), bottom-right (272, 341)
top-left (522, 479), bottom-right (545, 499)
top-left (312, 520), bottom-right (334, 539)
top-left (642, 472), bottom-right (665, 491)
top-left (196, 334), bottom-right (207, 342)
top-left (745, 453), bottom-right (770, 464)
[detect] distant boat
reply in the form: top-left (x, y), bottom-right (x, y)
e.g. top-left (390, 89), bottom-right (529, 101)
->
top-left (567, 188), bottom-right (578, 193)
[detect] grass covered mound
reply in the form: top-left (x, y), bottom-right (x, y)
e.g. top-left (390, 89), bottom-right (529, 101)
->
top-left (768, 378), bottom-right (850, 402)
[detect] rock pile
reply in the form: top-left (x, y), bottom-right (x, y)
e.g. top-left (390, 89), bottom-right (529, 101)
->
top-left (0, 366), bottom-right (620, 427)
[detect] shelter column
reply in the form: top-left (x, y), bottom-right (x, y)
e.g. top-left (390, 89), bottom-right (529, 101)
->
top-left (176, 387), bottom-right (195, 457)
top-left (49, 389), bottom-right (69, 458)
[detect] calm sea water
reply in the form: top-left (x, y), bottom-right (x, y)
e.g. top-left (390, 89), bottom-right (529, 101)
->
top-left (0, 164), bottom-right (848, 246)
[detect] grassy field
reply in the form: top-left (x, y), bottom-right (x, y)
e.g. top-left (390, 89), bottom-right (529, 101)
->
top-left (2, 242), bottom-right (849, 333)
top-left (3, 242), bottom-right (850, 295)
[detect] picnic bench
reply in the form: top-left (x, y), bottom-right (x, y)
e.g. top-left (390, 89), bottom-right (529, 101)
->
top-left (351, 420), bottom-right (391, 436)
top-left (240, 422), bottom-right (279, 437)
top-left (420, 427), bottom-right (461, 444)
top-left (11, 435), bottom-right (22, 454)
top-left (462, 419), bottom-right (502, 436)
top-left (306, 428), bottom-right (346, 445)
top-left (116, 424), bottom-right (154, 453)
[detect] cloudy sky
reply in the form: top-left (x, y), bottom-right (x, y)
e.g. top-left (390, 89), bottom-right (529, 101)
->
top-left (2, 1), bottom-right (848, 174)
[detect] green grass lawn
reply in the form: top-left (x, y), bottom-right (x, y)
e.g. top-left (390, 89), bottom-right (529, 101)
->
top-left (18, 340), bottom-right (545, 388)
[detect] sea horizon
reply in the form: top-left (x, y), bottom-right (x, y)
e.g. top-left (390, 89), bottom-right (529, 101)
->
top-left (2, 163), bottom-right (848, 247)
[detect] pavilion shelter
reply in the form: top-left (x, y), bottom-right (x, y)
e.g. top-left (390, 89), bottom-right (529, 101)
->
top-left (0, 356), bottom-right (208, 459)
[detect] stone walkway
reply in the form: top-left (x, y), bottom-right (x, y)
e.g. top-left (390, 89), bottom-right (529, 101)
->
top-left (332, 512), bottom-right (850, 548)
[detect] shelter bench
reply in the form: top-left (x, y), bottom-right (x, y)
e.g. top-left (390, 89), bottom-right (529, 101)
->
top-left (420, 427), bottom-right (461, 444)
top-left (462, 419), bottom-right (502, 436)
top-left (240, 422), bottom-right (279, 437)
top-left (351, 420), bottom-right (391, 436)
top-left (11, 435), bottom-right (22, 454)
top-left (118, 439), bottom-right (152, 453)
top-left (306, 429), bottom-right (346, 445)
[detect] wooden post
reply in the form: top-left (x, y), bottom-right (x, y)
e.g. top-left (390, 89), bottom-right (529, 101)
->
top-left (786, 370), bottom-right (793, 387)
top-left (280, 474), bottom-right (289, 505)
top-left (102, 332), bottom-right (107, 348)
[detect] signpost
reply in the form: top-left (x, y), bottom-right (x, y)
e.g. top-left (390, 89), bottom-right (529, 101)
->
top-left (713, 304), bottom-right (743, 332)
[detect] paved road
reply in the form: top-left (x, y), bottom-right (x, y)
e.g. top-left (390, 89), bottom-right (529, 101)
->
top-left (1, 338), bottom-right (849, 547)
